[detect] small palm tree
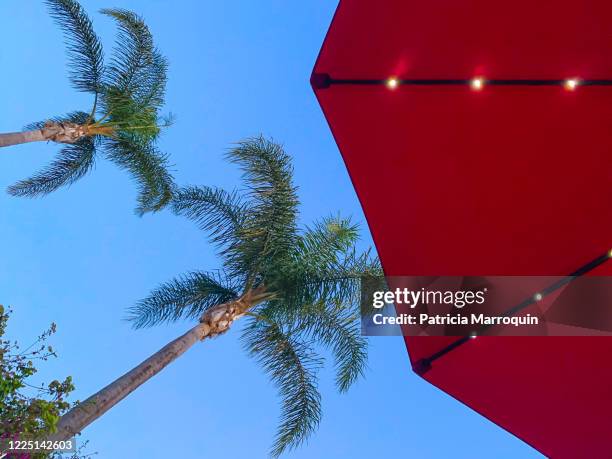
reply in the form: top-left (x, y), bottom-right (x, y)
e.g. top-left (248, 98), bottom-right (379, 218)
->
top-left (0, 0), bottom-right (174, 214)
top-left (50, 137), bottom-right (381, 456)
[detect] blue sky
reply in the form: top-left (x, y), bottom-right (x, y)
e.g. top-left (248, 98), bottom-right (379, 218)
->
top-left (0, 1), bottom-right (541, 457)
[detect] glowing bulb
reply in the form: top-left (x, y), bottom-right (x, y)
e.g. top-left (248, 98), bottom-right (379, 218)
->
top-left (470, 332), bottom-right (478, 339)
top-left (608, 248), bottom-right (612, 258)
top-left (470, 77), bottom-right (485, 91)
top-left (386, 78), bottom-right (399, 90)
top-left (564, 78), bottom-right (579, 91)
top-left (534, 293), bottom-right (543, 302)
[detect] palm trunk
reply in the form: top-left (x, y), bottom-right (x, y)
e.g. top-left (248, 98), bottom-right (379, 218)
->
top-left (0, 130), bottom-right (47, 147)
top-left (47, 292), bottom-right (265, 441)
top-left (0, 121), bottom-right (89, 148)
top-left (48, 321), bottom-right (211, 441)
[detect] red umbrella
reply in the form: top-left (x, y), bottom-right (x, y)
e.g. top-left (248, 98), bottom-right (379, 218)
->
top-left (311, 1), bottom-right (612, 456)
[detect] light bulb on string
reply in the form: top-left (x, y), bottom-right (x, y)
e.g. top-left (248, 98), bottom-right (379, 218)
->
top-left (470, 77), bottom-right (485, 91)
top-left (386, 77), bottom-right (399, 90)
top-left (564, 78), bottom-right (579, 91)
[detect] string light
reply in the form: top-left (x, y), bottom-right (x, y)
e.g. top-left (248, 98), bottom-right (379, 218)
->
top-left (412, 250), bottom-right (612, 374)
top-left (311, 73), bottom-right (612, 90)
top-left (470, 77), bottom-right (485, 91)
top-left (386, 77), bottom-right (399, 90)
top-left (564, 78), bottom-right (579, 91)
top-left (414, 249), bottom-right (612, 377)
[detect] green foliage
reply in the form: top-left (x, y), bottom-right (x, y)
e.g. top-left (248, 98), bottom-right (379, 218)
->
top-left (172, 186), bottom-right (247, 255)
top-left (285, 300), bottom-right (367, 393)
top-left (130, 137), bottom-right (382, 457)
top-left (226, 138), bottom-right (299, 282)
top-left (242, 315), bottom-right (322, 458)
top-left (0, 306), bottom-right (74, 455)
top-left (103, 133), bottom-right (174, 215)
top-left (45, 0), bottom-right (104, 94)
top-left (130, 271), bottom-right (239, 328)
top-left (100, 8), bottom-right (168, 113)
top-left (9, 1), bottom-right (174, 214)
top-left (9, 112), bottom-right (96, 197)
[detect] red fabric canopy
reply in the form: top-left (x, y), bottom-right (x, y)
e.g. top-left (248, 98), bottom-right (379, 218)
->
top-left (312, 1), bottom-right (612, 456)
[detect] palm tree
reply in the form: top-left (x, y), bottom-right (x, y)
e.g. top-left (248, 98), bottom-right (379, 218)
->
top-left (49, 137), bottom-right (382, 456)
top-left (1, 0), bottom-right (174, 214)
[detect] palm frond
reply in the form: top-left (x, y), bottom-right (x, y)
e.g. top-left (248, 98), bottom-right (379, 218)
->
top-left (296, 215), bottom-right (360, 273)
top-left (10, 112), bottom-right (96, 197)
top-left (7, 138), bottom-right (96, 197)
top-left (358, 267), bottom-right (388, 317)
top-left (302, 216), bottom-right (359, 249)
top-left (172, 186), bottom-right (246, 253)
top-left (103, 134), bottom-right (175, 215)
top-left (293, 301), bottom-right (367, 393)
top-left (242, 314), bottom-right (322, 458)
top-left (103, 87), bottom-right (162, 139)
top-left (226, 137), bottom-right (299, 280)
top-left (276, 241), bottom-right (382, 315)
top-left (266, 223), bottom-right (372, 393)
top-left (129, 271), bottom-right (239, 328)
top-left (100, 8), bottom-right (167, 112)
top-left (46, 0), bottom-right (104, 94)
top-left (135, 48), bottom-right (167, 112)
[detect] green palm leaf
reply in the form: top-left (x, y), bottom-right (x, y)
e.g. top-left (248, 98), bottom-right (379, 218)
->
top-left (226, 137), bottom-right (299, 280)
top-left (103, 134), bottom-right (175, 215)
top-left (242, 314), bottom-right (322, 458)
top-left (94, 8), bottom-right (173, 215)
top-left (129, 271), bottom-right (239, 328)
top-left (46, 0), bottom-right (104, 94)
top-left (9, 112), bottom-right (96, 197)
top-left (100, 8), bottom-right (167, 112)
top-left (171, 186), bottom-right (246, 254)
top-left (293, 301), bottom-right (367, 393)
top-left (275, 219), bottom-right (381, 314)
top-left (297, 216), bottom-right (360, 272)
top-left (7, 139), bottom-right (96, 197)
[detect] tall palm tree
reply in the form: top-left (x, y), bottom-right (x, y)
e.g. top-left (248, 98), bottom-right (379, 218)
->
top-left (49, 137), bottom-right (382, 456)
top-left (1, 0), bottom-right (174, 214)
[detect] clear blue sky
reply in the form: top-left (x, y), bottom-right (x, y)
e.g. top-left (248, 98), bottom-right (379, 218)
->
top-left (0, 1), bottom-right (541, 457)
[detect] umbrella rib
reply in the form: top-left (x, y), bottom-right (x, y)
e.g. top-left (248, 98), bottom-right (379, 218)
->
top-left (311, 73), bottom-right (612, 89)
top-left (413, 250), bottom-right (612, 375)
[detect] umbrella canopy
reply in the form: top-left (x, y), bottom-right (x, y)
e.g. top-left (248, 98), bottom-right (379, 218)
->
top-left (311, 1), bottom-right (612, 456)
